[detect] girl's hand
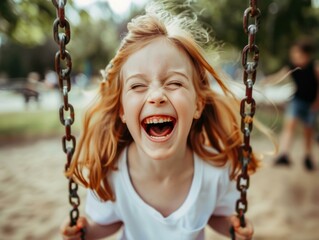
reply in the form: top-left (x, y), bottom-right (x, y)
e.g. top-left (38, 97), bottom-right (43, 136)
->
top-left (230, 215), bottom-right (254, 240)
top-left (60, 216), bottom-right (87, 240)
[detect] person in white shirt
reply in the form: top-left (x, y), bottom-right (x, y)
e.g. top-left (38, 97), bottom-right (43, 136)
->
top-left (61, 2), bottom-right (258, 239)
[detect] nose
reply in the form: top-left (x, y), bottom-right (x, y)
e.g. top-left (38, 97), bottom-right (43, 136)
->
top-left (147, 88), bottom-right (167, 105)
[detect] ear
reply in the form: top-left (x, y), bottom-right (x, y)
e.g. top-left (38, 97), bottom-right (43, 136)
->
top-left (194, 97), bottom-right (205, 119)
top-left (119, 108), bottom-right (126, 123)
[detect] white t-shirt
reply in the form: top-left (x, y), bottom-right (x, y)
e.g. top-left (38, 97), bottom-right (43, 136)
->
top-left (85, 148), bottom-right (238, 240)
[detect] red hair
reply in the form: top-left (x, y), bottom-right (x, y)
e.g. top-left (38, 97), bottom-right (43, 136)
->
top-left (67, 3), bottom-right (259, 201)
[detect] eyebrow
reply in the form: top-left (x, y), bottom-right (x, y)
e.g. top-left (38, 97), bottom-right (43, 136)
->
top-left (124, 70), bottom-right (191, 84)
top-left (167, 70), bottom-right (190, 81)
top-left (125, 73), bottom-right (147, 84)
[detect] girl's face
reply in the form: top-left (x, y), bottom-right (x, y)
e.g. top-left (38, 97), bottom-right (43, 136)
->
top-left (120, 37), bottom-right (203, 160)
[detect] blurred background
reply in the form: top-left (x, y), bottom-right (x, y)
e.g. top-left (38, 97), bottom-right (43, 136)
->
top-left (0, 0), bottom-right (319, 239)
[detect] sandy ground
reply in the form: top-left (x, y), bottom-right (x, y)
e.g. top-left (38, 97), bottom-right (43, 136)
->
top-left (0, 136), bottom-right (318, 240)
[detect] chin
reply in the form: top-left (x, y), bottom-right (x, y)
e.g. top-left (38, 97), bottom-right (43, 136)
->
top-left (142, 146), bottom-right (177, 161)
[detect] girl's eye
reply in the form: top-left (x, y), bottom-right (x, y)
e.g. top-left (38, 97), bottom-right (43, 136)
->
top-left (130, 84), bottom-right (147, 91)
top-left (166, 81), bottom-right (183, 90)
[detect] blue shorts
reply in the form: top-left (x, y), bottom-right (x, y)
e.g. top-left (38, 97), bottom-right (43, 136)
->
top-left (286, 98), bottom-right (317, 127)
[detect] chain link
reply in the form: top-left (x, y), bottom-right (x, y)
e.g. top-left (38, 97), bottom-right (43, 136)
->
top-left (52, 1), bottom-right (85, 239)
top-left (230, 1), bottom-right (260, 239)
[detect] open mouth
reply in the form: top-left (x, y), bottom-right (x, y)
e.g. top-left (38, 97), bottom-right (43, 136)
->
top-left (142, 115), bottom-right (176, 139)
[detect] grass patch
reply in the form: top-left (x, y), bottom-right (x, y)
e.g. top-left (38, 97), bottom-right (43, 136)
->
top-left (0, 110), bottom-right (81, 142)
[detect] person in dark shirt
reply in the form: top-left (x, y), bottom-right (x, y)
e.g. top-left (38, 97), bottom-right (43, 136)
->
top-left (265, 38), bottom-right (319, 170)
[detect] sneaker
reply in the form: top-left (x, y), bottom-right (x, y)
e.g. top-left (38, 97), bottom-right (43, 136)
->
top-left (274, 155), bottom-right (291, 166)
top-left (304, 156), bottom-right (315, 171)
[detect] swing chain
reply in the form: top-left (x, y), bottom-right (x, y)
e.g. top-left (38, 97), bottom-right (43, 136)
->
top-left (230, 0), bottom-right (260, 239)
top-left (52, 1), bottom-right (85, 239)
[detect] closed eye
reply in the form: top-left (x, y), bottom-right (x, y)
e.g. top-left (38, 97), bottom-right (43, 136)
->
top-left (130, 84), bottom-right (148, 92)
top-left (165, 81), bottom-right (183, 90)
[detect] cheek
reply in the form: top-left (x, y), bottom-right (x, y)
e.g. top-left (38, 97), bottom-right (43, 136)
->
top-left (170, 90), bottom-right (197, 116)
top-left (121, 92), bottom-right (145, 122)
top-left (121, 97), bottom-right (140, 136)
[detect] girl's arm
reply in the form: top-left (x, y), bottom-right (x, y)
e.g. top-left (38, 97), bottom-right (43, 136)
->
top-left (208, 215), bottom-right (253, 240)
top-left (61, 216), bottom-right (123, 240)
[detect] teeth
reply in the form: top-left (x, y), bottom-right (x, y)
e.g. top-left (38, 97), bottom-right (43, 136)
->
top-left (144, 116), bottom-right (174, 124)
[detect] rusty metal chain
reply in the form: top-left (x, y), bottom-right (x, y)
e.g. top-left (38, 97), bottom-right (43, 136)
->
top-left (230, 1), bottom-right (260, 239)
top-left (52, 1), bottom-right (85, 239)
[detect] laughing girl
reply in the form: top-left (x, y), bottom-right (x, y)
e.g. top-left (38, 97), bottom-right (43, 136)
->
top-left (61, 2), bottom-right (257, 240)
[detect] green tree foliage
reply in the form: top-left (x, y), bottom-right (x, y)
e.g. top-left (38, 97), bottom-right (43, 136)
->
top-left (0, 0), bottom-right (120, 78)
top-left (180, 0), bottom-right (319, 72)
top-left (1, 0), bottom-right (318, 78)
top-left (0, 40), bottom-right (57, 79)
top-left (136, 0), bottom-right (319, 72)
top-left (68, 9), bottom-right (119, 76)
top-left (0, 0), bottom-right (55, 45)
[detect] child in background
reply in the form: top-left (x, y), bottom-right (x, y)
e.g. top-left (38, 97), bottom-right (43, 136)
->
top-left (61, 2), bottom-right (257, 239)
top-left (267, 38), bottom-right (319, 170)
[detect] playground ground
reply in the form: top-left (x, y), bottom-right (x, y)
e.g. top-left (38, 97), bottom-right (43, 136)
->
top-left (0, 135), bottom-right (318, 240)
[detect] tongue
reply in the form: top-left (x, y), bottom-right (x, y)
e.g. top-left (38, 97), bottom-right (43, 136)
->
top-left (149, 125), bottom-right (172, 137)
